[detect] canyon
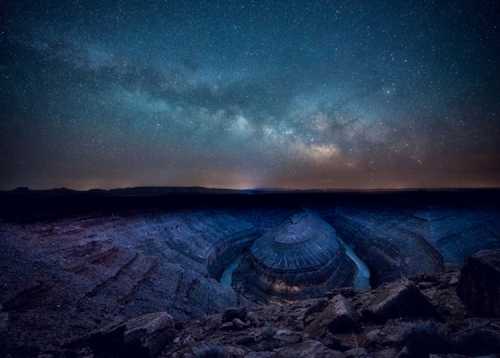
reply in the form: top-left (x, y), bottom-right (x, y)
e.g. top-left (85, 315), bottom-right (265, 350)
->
top-left (1, 188), bottom-right (500, 357)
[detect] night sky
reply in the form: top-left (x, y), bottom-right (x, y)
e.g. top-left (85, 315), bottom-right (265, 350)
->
top-left (1, 1), bottom-right (500, 190)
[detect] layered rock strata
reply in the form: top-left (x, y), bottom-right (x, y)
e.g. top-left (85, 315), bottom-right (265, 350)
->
top-left (235, 212), bottom-right (355, 299)
top-left (332, 206), bottom-right (445, 285)
top-left (0, 210), bottom-right (257, 353)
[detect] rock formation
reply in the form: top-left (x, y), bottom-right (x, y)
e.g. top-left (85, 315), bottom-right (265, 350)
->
top-left (71, 312), bottom-right (176, 358)
top-left (305, 294), bottom-right (360, 336)
top-left (0, 210), bottom-right (256, 354)
top-left (361, 280), bottom-right (438, 322)
top-left (417, 207), bottom-right (500, 265)
top-left (235, 212), bottom-right (355, 299)
top-left (457, 249), bottom-right (500, 317)
top-left (332, 206), bottom-right (445, 285)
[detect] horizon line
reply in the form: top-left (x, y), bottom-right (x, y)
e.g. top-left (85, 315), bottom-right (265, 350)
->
top-left (3, 184), bottom-right (500, 193)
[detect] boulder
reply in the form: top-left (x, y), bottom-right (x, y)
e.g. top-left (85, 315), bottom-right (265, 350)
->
top-left (396, 347), bottom-right (409, 358)
top-left (245, 352), bottom-right (274, 358)
top-left (373, 348), bottom-right (398, 358)
top-left (451, 325), bottom-right (500, 355)
top-left (274, 339), bottom-right (345, 358)
top-left (273, 329), bottom-right (303, 344)
top-left (258, 325), bottom-right (276, 340)
top-left (321, 333), bottom-right (356, 351)
top-left (306, 295), bottom-right (360, 335)
top-left (363, 280), bottom-right (437, 322)
top-left (188, 343), bottom-right (246, 357)
top-left (456, 249), bottom-right (500, 317)
top-left (397, 321), bottom-right (450, 356)
top-left (220, 318), bottom-right (250, 332)
top-left (235, 334), bottom-right (256, 346)
top-left (365, 329), bottom-right (382, 344)
top-left (223, 307), bottom-right (248, 323)
top-left (0, 311), bottom-right (8, 333)
top-left (303, 299), bottom-right (329, 326)
top-left (232, 318), bottom-right (250, 330)
top-left (344, 347), bottom-right (371, 358)
top-left (83, 312), bottom-right (176, 358)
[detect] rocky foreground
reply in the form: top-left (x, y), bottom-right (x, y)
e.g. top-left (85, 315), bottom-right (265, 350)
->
top-left (12, 249), bottom-right (499, 358)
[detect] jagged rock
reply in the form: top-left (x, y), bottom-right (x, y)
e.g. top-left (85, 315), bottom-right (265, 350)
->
top-left (373, 348), bottom-right (398, 358)
top-left (223, 308), bottom-right (248, 323)
top-left (344, 347), bottom-right (371, 358)
top-left (82, 312), bottom-right (175, 358)
top-left (245, 352), bottom-right (274, 358)
top-left (37, 354), bottom-right (56, 358)
top-left (273, 329), bottom-right (303, 344)
top-left (457, 249), bottom-right (500, 317)
top-left (326, 287), bottom-right (357, 299)
top-left (246, 312), bottom-right (261, 326)
top-left (220, 322), bottom-right (237, 331)
top-left (0, 310), bottom-right (9, 333)
top-left (396, 346), bottom-right (409, 358)
top-left (363, 280), bottom-right (438, 321)
top-left (306, 295), bottom-right (360, 335)
top-left (365, 329), bottom-right (382, 344)
top-left (448, 276), bottom-right (459, 286)
top-left (233, 318), bottom-right (250, 330)
top-left (274, 339), bottom-right (344, 358)
top-left (417, 281), bottom-right (435, 290)
top-left (450, 324), bottom-right (500, 355)
top-left (303, 299), bottom-right (329, 326)
top-left (321, 333), bottom-right (354, 351)
top-left (396, 321), bottom-right (450, 357)
top-left (186, 344), bottom-right (246, 357)
top-left (202, 315), bottom-right (221, 332)
top-left (258, 326), bottom-right (276, 340)
top-left (235, 335), bottom-right (256, 346)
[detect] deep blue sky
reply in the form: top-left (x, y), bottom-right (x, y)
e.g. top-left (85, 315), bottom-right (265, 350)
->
top-left (1, 0), bottom-right (499, 189)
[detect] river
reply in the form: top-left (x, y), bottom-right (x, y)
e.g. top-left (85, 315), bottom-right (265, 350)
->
top-left (337, 236), bottom-right (371, 290)
top-left (220, 255), bottom-right (243, 287)
top-left (219, 237), bottom-right (371, 290)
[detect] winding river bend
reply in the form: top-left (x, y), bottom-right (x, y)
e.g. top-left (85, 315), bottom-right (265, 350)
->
top-left (220, 255), bottom-right (242, 287)
top-left (219, 237), bottom-right (371, 290)
top-left (337, 236), bottom-right (371, 290)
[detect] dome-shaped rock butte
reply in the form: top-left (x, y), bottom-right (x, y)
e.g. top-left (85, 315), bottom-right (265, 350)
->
top-left (240, 211), bottom-right (355, 299)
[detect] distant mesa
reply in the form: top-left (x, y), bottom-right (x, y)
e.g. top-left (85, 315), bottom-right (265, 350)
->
top-left (13, 186), bottom-right (30, 191)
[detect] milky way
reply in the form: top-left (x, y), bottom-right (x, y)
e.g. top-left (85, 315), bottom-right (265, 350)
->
top-left (1, 1), bottom-right (500, 189)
